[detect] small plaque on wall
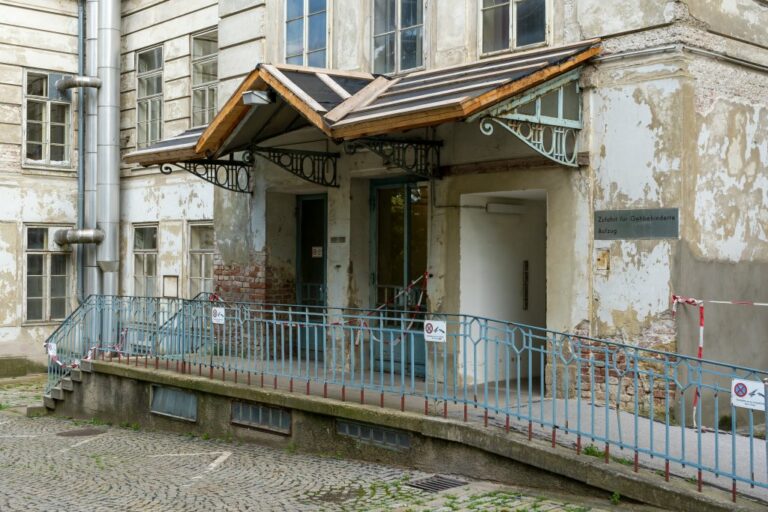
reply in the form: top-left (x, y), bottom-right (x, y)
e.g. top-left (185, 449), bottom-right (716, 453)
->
top-left (595, 208), bottom-right (679, 240)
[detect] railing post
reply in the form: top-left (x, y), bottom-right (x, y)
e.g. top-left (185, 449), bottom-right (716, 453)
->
top-left (764, 378), bottom-right (768, 487)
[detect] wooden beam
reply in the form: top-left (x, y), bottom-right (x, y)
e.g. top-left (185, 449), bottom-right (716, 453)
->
top-left (459, 45), bottom-right (602, 117)
top-left (123, 146), bottom-right (199, 166)
top-left (260, 71), bottom-right (333, 137)
top-left (195, 68), bottom-right (267, 156)
top-left (272, 63), bottom-right (374, 80)
top-left (328, 44), bottom-right (601, 140)
top-left (325, 76), bottom-right (395, 124)
top-left (317, 73), bottom-right (351, 99)
top-left (262, 65), bottom-right (327, 112)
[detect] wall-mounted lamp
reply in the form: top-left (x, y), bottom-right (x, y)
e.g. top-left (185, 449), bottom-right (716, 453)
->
top-left (242, 90), bottom-right (274, 106)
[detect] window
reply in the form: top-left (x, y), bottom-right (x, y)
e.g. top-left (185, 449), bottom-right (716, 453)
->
top-left (189, 225), bottom-right (214, 298)
top-left (136, 47), bottom-right (163, 149)
top-left (134, 226), bottom-right (158, 297)
top-left (25, 227), bottom-right (71, 322)
top-left (286, 0), bottom-right (327, 67)
top-left (24, 71), bottom-right (70, 166)
top-left (481, 0), bottom-right (547, 54)
top-left (373, 0), bottom-right (423, 74)
top-left (191, 30), bottom-right (218, 127)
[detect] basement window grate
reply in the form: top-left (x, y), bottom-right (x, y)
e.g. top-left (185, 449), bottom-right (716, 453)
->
top-left (150, 385), bottom-right (197, 422)
top-left (336, 420), bottom-right (411, 451)
top-left (231, 401), bottom-right (291, 435)
top-left (406, 475), bottom-right (468, 493)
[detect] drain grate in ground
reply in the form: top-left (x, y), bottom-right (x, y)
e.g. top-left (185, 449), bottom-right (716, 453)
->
top-left (405, 475), bottom-right (467, 493)
top-left (56, 428), bottom-right (106, 437)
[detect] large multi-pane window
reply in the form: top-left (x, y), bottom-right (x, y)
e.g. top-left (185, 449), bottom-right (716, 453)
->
top-left (189, 225), bottom-right (214, 298)
top-left (373, 0), bottom-right (423, 74)
top-left (481, 0), bottom-right (547, 54)
top-left (25, 227), bottom-right (70, 322)
top-left (285, 0), bottom-right (327, 67)
top-left (24, 71), bottom-right (70, 166)
top-left (192, 30), bottom-right (218, 127)
top-left (134, 226), bottom-right (158, 297)
top-left (137, 47), bottom-right (163, 149)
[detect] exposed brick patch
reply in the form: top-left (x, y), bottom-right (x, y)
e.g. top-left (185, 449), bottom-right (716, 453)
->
top-left (546, 315), bottom-right (679, 418)
top-left (213, 251), bottom-right (267, 304)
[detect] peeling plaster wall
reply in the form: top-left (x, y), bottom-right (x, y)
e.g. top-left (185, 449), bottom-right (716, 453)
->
top-left (0, 0), bottom-right (78, 362)
top-left (588, 56), bottom-right (687, 348)
top-left (119, 0), bottom-right (219, 300)
top-left (675, 55), bottom-right (768, 387)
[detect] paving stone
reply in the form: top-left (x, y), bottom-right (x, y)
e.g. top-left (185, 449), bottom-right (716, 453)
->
top-left (0, 378), bottom-right (618, 512)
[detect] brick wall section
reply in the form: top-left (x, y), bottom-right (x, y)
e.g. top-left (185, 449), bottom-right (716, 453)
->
top-left (545, 315), bottom-right (678, 418)
top-left (213, 250), bottom-right (296, 305)
top-left (213, 251), bottom-right (267, 304)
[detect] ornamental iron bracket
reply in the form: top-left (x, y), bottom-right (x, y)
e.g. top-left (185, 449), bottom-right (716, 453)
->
top-left (479, 118), bottom-right (579, 167)
top-left (344, 137), bottom-right (442, 179)
top-left (161, 152), bottom-right (253, 193)
top-left (474, 72), bottom-right (582, 168)
top-left (252, 146), bottom-right (339, 187)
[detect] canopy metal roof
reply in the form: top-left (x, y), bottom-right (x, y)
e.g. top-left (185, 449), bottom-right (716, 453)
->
top-left (124, 39), bottom-right (600, 166)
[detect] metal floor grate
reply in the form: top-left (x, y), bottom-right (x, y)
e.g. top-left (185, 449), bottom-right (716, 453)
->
top-left (406, 475), bottom-right (468, 493)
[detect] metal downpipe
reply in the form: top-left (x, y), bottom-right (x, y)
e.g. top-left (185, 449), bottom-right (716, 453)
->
top-left (85, 0), bottom-right (99, 296)
top-left (96, 0), bottom-right (120, 297)
top-left (76, 0), bottom-right (85, 302)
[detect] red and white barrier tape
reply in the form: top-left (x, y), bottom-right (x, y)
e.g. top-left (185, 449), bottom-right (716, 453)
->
top-left (671, 294), bottom-right (766, 428)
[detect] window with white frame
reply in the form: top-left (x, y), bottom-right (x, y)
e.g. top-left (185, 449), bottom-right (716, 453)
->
top-left (189, 225), bottom-right (214, 298)
top-left (137, 47), bottom-right (163, 149)
top-left (286, 0), bottom-right (328, 67)
top-left (192, 30), bottom-right (218, 127)
top-left (24, 71), bottom-right (70, 166)
top-left (373, 0), bottom-right (423, 74)
top-left (481, 0), bottom-right (547, 54)
top-left (25, 227), bottom-right (71, 322)
top-left (134, 226), bottom-right (158, 297)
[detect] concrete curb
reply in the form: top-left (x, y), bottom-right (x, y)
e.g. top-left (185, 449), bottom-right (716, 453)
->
top-left (91, 361), bottom-right (764, 512)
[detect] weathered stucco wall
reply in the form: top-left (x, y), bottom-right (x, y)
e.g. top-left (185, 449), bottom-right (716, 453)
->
top-left (588, 55), bottom-right (687, 348)
top-left (119, 0), bottom-right (218, 299)
top-left (0, 0), bottom-right (78, 361)
top-left (676, 55), bottom-right (768, 382)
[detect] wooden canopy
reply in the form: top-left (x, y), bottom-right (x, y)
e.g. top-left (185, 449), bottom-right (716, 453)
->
top-left (125, 39), bottom-right (600, 166)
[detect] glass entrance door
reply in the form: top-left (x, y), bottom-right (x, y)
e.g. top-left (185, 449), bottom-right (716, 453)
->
top-left (372, 181), bottom-right (429, 377)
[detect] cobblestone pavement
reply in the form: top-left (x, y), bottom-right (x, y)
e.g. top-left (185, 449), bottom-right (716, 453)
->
top-left (0, 376), bottom-right (627, 511)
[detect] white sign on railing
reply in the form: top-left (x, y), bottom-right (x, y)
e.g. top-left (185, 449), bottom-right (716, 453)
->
top-left (212, 307), bottom-right (225, 325)
top-left (731, 379), bottom-right (766, 411)
top-left (424, 320), bottom-right (447, 343)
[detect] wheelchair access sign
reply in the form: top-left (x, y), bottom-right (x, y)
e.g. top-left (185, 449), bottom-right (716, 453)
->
top-left (423, 320), bottom-right (446, 343)
top-left (731, 379), bottom-right (766, 411)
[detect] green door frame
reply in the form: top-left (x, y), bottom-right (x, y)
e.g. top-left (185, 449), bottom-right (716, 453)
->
top-left (296, 193), bottom-right (327, 307)
top-left (369, 177), bottom-right (423, 309)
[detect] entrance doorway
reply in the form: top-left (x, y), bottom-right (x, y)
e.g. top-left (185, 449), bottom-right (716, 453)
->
top-left (371, 180), bottom-right (429, 377)
top-left (296, 194), bottom-right (327, 307)
top-left (459, 191), bottom-right (547, 383)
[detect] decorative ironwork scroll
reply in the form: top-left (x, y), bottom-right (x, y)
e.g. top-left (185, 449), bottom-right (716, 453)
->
top-left (479, 118), bottom-right (579, 167)
top-left (252, 146), bottom-right (339, 187)
top-left (344, 138), bottom-right (442, 179)
top-left (473, 72), bottom-right (583, 168)
top-left (161, 152), bottom-right (253, 193)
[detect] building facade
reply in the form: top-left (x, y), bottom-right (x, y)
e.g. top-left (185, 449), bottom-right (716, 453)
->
top-left (1, 0), bottom-right (766, 421)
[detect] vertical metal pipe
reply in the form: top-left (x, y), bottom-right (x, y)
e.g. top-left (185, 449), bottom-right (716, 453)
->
top-left (85, 0), bottom-right (99, 296)
top-left (76, 0), bottom-right (85, 302)
top-left (96, 0), bottom-right (120, 296)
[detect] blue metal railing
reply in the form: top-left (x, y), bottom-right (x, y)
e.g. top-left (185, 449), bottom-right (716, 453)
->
top-left (45, 295), bottom-right (768, 500)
